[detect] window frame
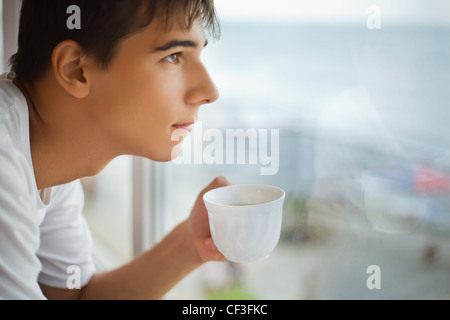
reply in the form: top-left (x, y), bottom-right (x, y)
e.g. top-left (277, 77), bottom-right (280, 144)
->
top-left (132, 157), bottom-right (168, 257)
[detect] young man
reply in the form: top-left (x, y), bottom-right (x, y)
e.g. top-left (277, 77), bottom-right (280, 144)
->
top-left (0, 0), bottom-right (230, 299)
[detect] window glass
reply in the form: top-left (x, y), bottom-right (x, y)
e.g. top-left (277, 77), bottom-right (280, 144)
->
top-left (82, 156), bottom-right (134, 269)
top-left (82, 0), bottom-right (450, 300)
top-left (165, 0), bottom-right (450, 299)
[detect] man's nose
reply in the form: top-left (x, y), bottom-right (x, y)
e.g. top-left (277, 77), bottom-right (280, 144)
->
top-left (186, 62), bottom-right (220, 107)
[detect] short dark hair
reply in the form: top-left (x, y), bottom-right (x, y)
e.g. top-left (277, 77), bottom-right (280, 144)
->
top-left (10, 0), bottom-right (220, 84)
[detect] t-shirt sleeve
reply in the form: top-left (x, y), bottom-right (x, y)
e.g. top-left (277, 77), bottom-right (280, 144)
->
top-left (36, 180), bottom-right (96, 289)
top-left (0, 139), bottom-right (46, 299)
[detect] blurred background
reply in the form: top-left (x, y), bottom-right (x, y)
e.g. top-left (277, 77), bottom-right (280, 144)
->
top-left (3, 0), bottom-right (450, 299)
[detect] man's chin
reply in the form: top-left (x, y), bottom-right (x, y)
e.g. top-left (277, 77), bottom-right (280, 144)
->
top-left (168, 143), bottom-right (184, 162)
top-left (140, 144), bottom-right (182, 163)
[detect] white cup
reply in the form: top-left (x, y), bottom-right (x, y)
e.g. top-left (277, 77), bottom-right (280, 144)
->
top-left (203, 184), bottom-right (285, 263)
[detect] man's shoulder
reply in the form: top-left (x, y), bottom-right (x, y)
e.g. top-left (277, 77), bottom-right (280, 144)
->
top-left (0, 130), bottom-right (35, 195)
top-left (0, 78), bottom-right (28, 136)
top-left (0, 78), bottom-right (22, 112)
top-left (0, 76), bottom-right (30, 150)
top-left (0, 78), bottom-right (35, 196)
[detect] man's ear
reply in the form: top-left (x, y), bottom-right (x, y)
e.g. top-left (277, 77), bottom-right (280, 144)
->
top-left (52, 40), bottom-right (90, 99)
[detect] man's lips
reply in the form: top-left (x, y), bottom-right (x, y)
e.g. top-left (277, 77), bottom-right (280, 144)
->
top-left (172, 123), bottom-right (194, 132)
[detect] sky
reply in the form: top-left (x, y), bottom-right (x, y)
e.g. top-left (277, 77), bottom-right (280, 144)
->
top-left (214, 0), bottom-right (450, 26)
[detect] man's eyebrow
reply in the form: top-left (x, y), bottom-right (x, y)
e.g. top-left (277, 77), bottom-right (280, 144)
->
top-left (154, 39), bottom-right (208, 52)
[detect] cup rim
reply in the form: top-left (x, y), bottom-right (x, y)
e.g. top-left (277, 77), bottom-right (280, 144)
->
top-left (203, 184), bottom-right (285, 208)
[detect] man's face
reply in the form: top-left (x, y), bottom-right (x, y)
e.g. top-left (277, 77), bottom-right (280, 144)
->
top-left (86, 17), bottom-right (219, 161)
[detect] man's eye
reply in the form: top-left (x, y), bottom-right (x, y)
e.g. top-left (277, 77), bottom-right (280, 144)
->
top-left (164, 53), bottom-right (181, 64)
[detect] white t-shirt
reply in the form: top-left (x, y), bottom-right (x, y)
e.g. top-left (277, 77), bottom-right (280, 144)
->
top-left (0, 78), bottom-right (95, 299)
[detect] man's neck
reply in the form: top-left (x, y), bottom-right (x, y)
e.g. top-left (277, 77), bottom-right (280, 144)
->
top-left (15, 76), bottom-right (118, 190)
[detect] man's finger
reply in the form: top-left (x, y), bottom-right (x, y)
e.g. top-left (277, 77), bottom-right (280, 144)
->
top-left (199, 176), bottom-right (232, 199)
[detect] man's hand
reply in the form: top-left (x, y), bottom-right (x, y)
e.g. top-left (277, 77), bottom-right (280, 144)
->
top-left (187, 176), bottom-right (231, 263)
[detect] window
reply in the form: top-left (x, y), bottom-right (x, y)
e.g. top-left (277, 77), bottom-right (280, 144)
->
top-left (85, 0), bottom-right (450, 299)
top-left (82, 156), bottom-right (134, 269)
top-left (163, 0), bottom-right (450, 299)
